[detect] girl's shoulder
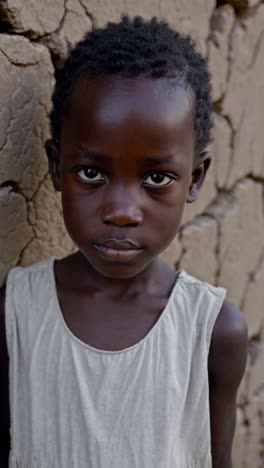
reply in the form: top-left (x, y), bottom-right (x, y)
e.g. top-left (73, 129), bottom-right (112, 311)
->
top-left (176, 271), bottom-right (227, 316)
top-left (208, 298), bottom-right (248, 464)
top-left (209, 299), bottom-right (248, 381)
top-left (7, 256), bottom-right (55, 283)
top-left (177, 270), bottom-right (225, 294)
top-left (5, 257), bottom-right (57, 344)
top-left (177, 273), bottom-right (247, 351)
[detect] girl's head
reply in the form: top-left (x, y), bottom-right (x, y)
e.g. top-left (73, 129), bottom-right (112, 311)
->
top-left (50, 16), bottom-right (212, 154)
top-left (46, 16), bottom-right (213, 279)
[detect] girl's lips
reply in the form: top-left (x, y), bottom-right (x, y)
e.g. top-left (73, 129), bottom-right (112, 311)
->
top-left (94, 244), bottom-right (143, 262)
top-left (96, 239), bottom-right (141, 249)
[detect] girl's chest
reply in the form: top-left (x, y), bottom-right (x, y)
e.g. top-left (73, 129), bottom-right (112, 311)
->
top-left (57, 288), bottom-right (168, 351)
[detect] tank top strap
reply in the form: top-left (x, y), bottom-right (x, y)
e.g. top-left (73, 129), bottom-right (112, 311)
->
top-left (169, 270), bottom-right (226, 353)
top-left (5, 257), bottom-right (57, 358)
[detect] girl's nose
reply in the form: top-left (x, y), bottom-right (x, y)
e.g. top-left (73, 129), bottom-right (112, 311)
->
top-left (101, 189), bottom-right (143, 226)
top-left (102, 206), bottom-right (143, 226)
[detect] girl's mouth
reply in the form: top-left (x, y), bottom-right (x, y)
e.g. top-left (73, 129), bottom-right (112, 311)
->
top-left (94, 241), bottom-right (143, 262)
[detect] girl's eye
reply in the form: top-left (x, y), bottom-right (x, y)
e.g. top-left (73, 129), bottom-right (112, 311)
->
top-left (144, 172), bottom-right (173, 187)
top-left (77, 168), bottom-right (104, 182)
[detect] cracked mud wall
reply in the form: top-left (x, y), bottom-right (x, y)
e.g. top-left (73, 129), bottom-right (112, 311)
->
top-left (0, 0), bottom-right (263, 466)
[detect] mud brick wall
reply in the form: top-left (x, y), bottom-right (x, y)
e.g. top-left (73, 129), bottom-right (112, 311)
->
top-left (0, 0), bottom-right (263, 465)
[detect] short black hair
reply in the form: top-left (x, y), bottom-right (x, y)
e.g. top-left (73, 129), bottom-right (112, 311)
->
top-left (50, 16), bottom-right (213, 153)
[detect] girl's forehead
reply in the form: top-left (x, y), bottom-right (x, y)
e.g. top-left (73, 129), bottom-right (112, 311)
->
top-left (61, 76), bottom-right (196, 156)
top-left (67, 76), bottom-right (194, 126)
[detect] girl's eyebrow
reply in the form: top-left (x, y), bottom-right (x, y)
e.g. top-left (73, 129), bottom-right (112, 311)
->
top-left (78, 150), bottom-right (109, 161)
top-left (78, 151), bottom-right (174, 164)
top-left (144, 155), bottom-right (174, 165)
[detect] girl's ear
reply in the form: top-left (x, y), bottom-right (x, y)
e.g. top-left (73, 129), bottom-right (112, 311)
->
top-left (187, 151), bottom-right (212, 203)
top-left (45, 139), bottom-right (61, 191)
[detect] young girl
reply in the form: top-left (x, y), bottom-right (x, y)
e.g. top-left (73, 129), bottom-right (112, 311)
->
top-left (0, 16), bottom-right (247, 468)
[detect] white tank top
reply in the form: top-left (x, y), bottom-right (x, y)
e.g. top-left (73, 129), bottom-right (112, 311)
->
top-left (5, 257), bottom-right (226, 468)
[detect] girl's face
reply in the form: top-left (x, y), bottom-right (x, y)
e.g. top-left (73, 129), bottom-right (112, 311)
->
top-left (47, 76), bottom-right (209, 279)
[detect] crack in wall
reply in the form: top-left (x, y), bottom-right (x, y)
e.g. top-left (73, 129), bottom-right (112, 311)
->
top-left (240, 249), bottom-right (264, 313)
top-left (0, 180), bottom-right (20, 192)
top-left (217, 1), bottom-right (249, 15)
top-left (78, 0), bottom-right (96, 28)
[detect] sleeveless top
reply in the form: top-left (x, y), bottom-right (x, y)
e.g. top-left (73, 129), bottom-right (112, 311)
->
top-left (5, 257), bottom-right (226, 468)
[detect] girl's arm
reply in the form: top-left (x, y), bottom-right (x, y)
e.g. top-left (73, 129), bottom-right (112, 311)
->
top-left (208, 300), bottom-right (248, 468)
top-left (0, 286), bottom-right (10, 468)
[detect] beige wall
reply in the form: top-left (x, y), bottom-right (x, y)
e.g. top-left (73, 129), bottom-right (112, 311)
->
top-left (0, 0), bottom-right (264, 465)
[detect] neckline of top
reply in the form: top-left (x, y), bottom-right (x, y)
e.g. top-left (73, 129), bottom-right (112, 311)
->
top-left (49, 256), bottom-right (184, 355)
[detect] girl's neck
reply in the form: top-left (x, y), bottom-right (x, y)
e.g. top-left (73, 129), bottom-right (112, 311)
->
top-left (56, 251), bottom-right (177, 300)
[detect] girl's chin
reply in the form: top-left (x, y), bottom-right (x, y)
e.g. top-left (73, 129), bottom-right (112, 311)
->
top-left (82, 253), bottom-right (155, 280)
